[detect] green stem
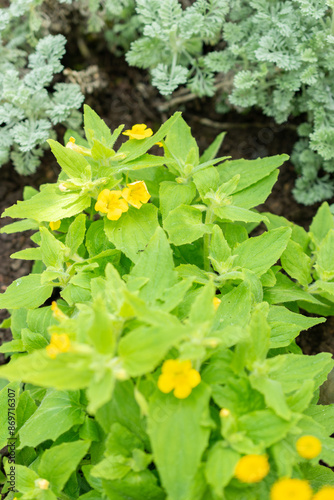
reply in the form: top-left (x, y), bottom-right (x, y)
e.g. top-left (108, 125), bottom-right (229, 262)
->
top-left (203, 208), bottom-right (216, 272)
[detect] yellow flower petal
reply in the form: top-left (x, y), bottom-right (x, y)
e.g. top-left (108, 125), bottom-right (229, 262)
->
top-left (270, 478), bottom-right (313, 500)
top-left (235, 455), bottom-right (270, 483)
top-left (296, 435), bottom-right (322, 459)
top-left (173, 383), bottom-right (192, 399)
top-left (123, 124), bottom-right (153, 140)
top-left (213, 296), bottom-right (221, 311)
top-left (162, 359), bottom-right (180, 374)
top-left (157, 373), bottom-right (175, 394)
top-left (122, 181), bottom-right (151, 209)
top-left (188, 369), bottom-right (201, 388)
top-left (49, 220), bottom-right (61, 231)
top-left (95, 189), bottom-right (129, 220)
top-left (313, 486), bottom-right (334, 500)
top-left (46, 333), bottom-right (71, 359)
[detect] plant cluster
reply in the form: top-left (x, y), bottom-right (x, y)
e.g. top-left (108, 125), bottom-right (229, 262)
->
top-left (0, 0), bottom-right (136, 174)
top-left (126, 0), bottom-right (334, 205)
top-left (0, 107), bottom-right (334, 499)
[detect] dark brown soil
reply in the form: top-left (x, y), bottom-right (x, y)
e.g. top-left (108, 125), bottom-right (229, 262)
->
top-left (1, 40), bottom-right (334, 360)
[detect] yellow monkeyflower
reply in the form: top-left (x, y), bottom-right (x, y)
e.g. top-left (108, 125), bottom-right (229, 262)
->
top-left (234, 455), bottom-right (270, 483)
top-left (158, 359), bottom-right (201, 399)
top-left (123, 124), bottom-right (153, 140)
top-left (213, 296), bottom-right (221, 311)
top-left (270, 478), bottom-right (313, 500)
top-left (95, 189), bottom-right (129, 220)
top-left (51, 301), bottom-right (67, 321)
top-left (49, 220), bottom-right (61, 231)
top-left (35, 479), bottom-right (50, 490)
top-left (66, 136), bottom-right (92, 156)
top-left (296, 436), bottom-right (322, 459)
top-left (121, 181), bottom-right (151, 209)
top-left (155, 141), bottom-right (163, 147)
top-left (46, 333), bottom-right (71, 359)
top-left (313, 486), bottom-right (334, 500)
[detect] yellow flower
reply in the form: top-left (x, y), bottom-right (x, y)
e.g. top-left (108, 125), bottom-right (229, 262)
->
top-left (123, 124), bottom-right (153, 140)
top-left (66, 136), bottom-right (92, 156)
top-left (296, 436), bottom-right (322, 459)
top-left (270, 478), bottom-right (313, 500)
top-left (95, 189), bottom-right (129, 220)
top-left (158, 359), bottom-right (201, 399)
top-left (121, 181), bottom-right (151, 209)
top-left (234, 455), bottom-right (270, 483)
top-left (49, 220), bottom-right (61, 231)
top-left (219, 408), bottom-right (230, 417)
top-left (35, 478), bottom-right (50, 490)
top-left (313, 486), bottom-right (334, 500)
top-left (213, 296), bottom-right (221, 311)
top-left (155, 141), bottom-right (163, 147)
top-left (46, 333), bottom-right (71, 359)
top-left (51, 301), bottom-right (67, 321)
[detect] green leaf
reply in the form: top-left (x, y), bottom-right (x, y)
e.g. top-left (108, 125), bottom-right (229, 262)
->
top-left (147, 384), bottom-right (211, 500)
top-left (233, 227), bottom-right (292, 276)
top-left (86, 219), bottom-right (115, 257)
top-left (104, 204), bottom-right (159, 263)
top-left (281, 240), bottom-right (312, 286)
top-left (238, 409), bottom-right (293, 448)
top-left (130, 227), bottom-right (177, 303)
top-left (22, 329), bottom-right (48, 352)
top-left (84, 104), bottom-right (116, 147)
top-left (217, 155), bottom-right (288, 192)
top-left (66, 214), bottom-right (86, 256)
top-left (38, 440), bottom-right (91, 493)
top-left (18, 390), bottom-right (85, 448)
top-left (164, 115), bottom-right (199, 165)
top-left (0, 274), bottom-right (53, 309)
top-left (119, 323), bottom-right (187, 377)
top-left (16, 390), bottom-right (37, 430)
top-left (267, 306), bottom-right (325, 349)
top-left (159, 181), bottom-right (196, 220)
top-left (0, 219), bottom-right (39, 234)
top-left (9, 463), bottom-right (38, 493)
top-left (310, 202), bottom-right (334, 245)
top-left (193, 167), bottom-right (220, 200)
top-left (10, 247), bottom-right (42, 260)
top-left (102, 470), bottom-right (165, 500)
top-left (0, 350), bottom-right (94, 390)
top-left (87, 369), bottom-right (115, 415)
top-left (2, 184), bottom-right (90, 223)
top-left (205, 444), bottom-right (240, 496)
top-left (213, 282), bottom-right (252, 330)
top-left (163, 205), bottom-right (212, 246)
top-left (40, 226), bottom-right (65, 268)
top-left (214, 205), bottom-right (267, 224)
top-left (264, 272), bottom-right (325, 306)
top-left (266, 353), bottom-right (334, 393)
top-left (199, 132), bottom-right (226, 163)
top-left (189, 282), bottom-right (215, 326)
top-left (231, 171), bottom-right (278, 209)
top-left (249, 375), bottom-right (291, 420)
top-left (48, 139), bottom-right (91, 181)
top-left (315, 229), bottom-right (334, 279)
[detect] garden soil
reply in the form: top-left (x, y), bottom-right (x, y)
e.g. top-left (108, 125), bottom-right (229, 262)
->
top-left (1, 47), bottom-right (334, 365)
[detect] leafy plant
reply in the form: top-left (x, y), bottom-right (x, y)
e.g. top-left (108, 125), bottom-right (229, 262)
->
top-left (0, 106), bottom-right (334, 499)
top-left (126, 0), bottom-right (334, 205)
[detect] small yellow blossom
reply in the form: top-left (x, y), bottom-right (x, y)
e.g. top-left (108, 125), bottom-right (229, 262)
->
top-left (219, 408), bottom-right (230, 417)
top-left (46, 333), bottom-right (71, 359)
top-left (270, 478), bottom-right (313, 500)
top-left (66, 136), bottom-right (92, 156)
top-left (155, 141), bottom-right (163, 147)
top-left (51, 301), bottom-right (67, 321)
top-left (121, 181), bottom-right (151, 209)
top-left (158, 359), bottom-right (201, 399)
top-left (313, 486), bottom-right (334, 500)
top-left (49, 220), bottom-right (61, 231)
top-left (35, 478), bottom-right (50, 490)
top-left (296, 436), bottom-right (322, 459)
top-left (123, 124), bottom-right (153, 140)
top-left (213, 296), bottom-right (221, 311)
top-left (234, 454), bottom-right (270, 483)
top-left (95, 189), bottom-right (129, 220)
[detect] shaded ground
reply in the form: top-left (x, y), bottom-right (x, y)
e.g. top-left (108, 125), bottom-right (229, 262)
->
top-left (1, 43), bottom-right (334, 361)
